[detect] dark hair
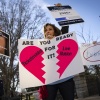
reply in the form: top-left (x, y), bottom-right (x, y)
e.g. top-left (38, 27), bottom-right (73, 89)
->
top-left (44, 23), bottom-right (61, 38)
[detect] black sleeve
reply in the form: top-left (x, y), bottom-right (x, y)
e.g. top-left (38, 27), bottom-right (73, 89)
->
top-left (61, 26), bottom-right (69, 34)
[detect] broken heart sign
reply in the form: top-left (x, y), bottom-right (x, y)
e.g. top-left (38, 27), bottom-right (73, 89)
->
top-left (57, 39), bottom-right (78, 78)
top-left (19, 39), bottom-right (78, 83)
top-left (19, 46), bottom-right (45, 84)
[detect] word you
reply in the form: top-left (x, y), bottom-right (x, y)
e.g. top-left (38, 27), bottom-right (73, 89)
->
top-left (40, 40), bottom-right (51, 45)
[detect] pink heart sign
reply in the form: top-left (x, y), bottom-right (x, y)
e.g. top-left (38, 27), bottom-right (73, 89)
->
top-left (57, 39), bottom-right (78, 78)
top-left (19, 46), bottom-right (45, 84)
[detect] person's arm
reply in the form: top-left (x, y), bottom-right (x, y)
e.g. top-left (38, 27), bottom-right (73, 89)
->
top-left (61, 26), bottom-right (69, 34)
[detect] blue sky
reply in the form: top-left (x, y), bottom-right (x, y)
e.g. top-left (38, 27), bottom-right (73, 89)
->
top-left (34, 0), bottom-right (100, 44)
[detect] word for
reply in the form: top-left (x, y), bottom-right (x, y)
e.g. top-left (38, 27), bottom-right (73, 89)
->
top-left (47, 53), bottom-right (55, 59)
top-left (45, 45), bottom-right (55, 52)
top-left (22, 41), bottom-right (34, 45)
top-left (22, 49), bottom-right (43, 66)
top-left (56, 33), bottom-right (73, 41)
top-left (40, 40), bottom-right (51, 45)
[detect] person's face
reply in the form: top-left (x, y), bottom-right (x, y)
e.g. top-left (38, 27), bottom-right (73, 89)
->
top-left (44, 25), bottom-right (55, 39)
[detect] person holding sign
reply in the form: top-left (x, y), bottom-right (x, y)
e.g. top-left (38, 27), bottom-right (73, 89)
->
top-left (39, 23), bottom-right (74, 100)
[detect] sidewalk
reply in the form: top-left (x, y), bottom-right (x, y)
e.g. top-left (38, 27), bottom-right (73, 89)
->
top-left (75, 95), bottom-right (100, 100)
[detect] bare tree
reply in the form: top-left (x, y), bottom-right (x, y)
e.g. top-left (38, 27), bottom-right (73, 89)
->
top-left (77, 22), bottom-right (100, 45)
top-left (76, 23), bottom-right (95, 44)
top-left (0, 0), bottom-right (48, 96)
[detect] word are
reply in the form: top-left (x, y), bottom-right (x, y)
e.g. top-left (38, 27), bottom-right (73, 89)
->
top-left (22, 49), bottom-right (43, 66)
top-left (22, 41), bottom-right (34, 45)
top-left (45, 45), bottom-right (55, 52)
top-left (40, 40), bottom-right (51, 45)
top-left (56, 33), bottom-right (73, 41)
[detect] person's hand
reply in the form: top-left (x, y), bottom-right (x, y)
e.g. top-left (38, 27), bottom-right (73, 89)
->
top-left (54, 3), bottom-right (62, 6)
top-left (93, 41), bottom-right (97, 45)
